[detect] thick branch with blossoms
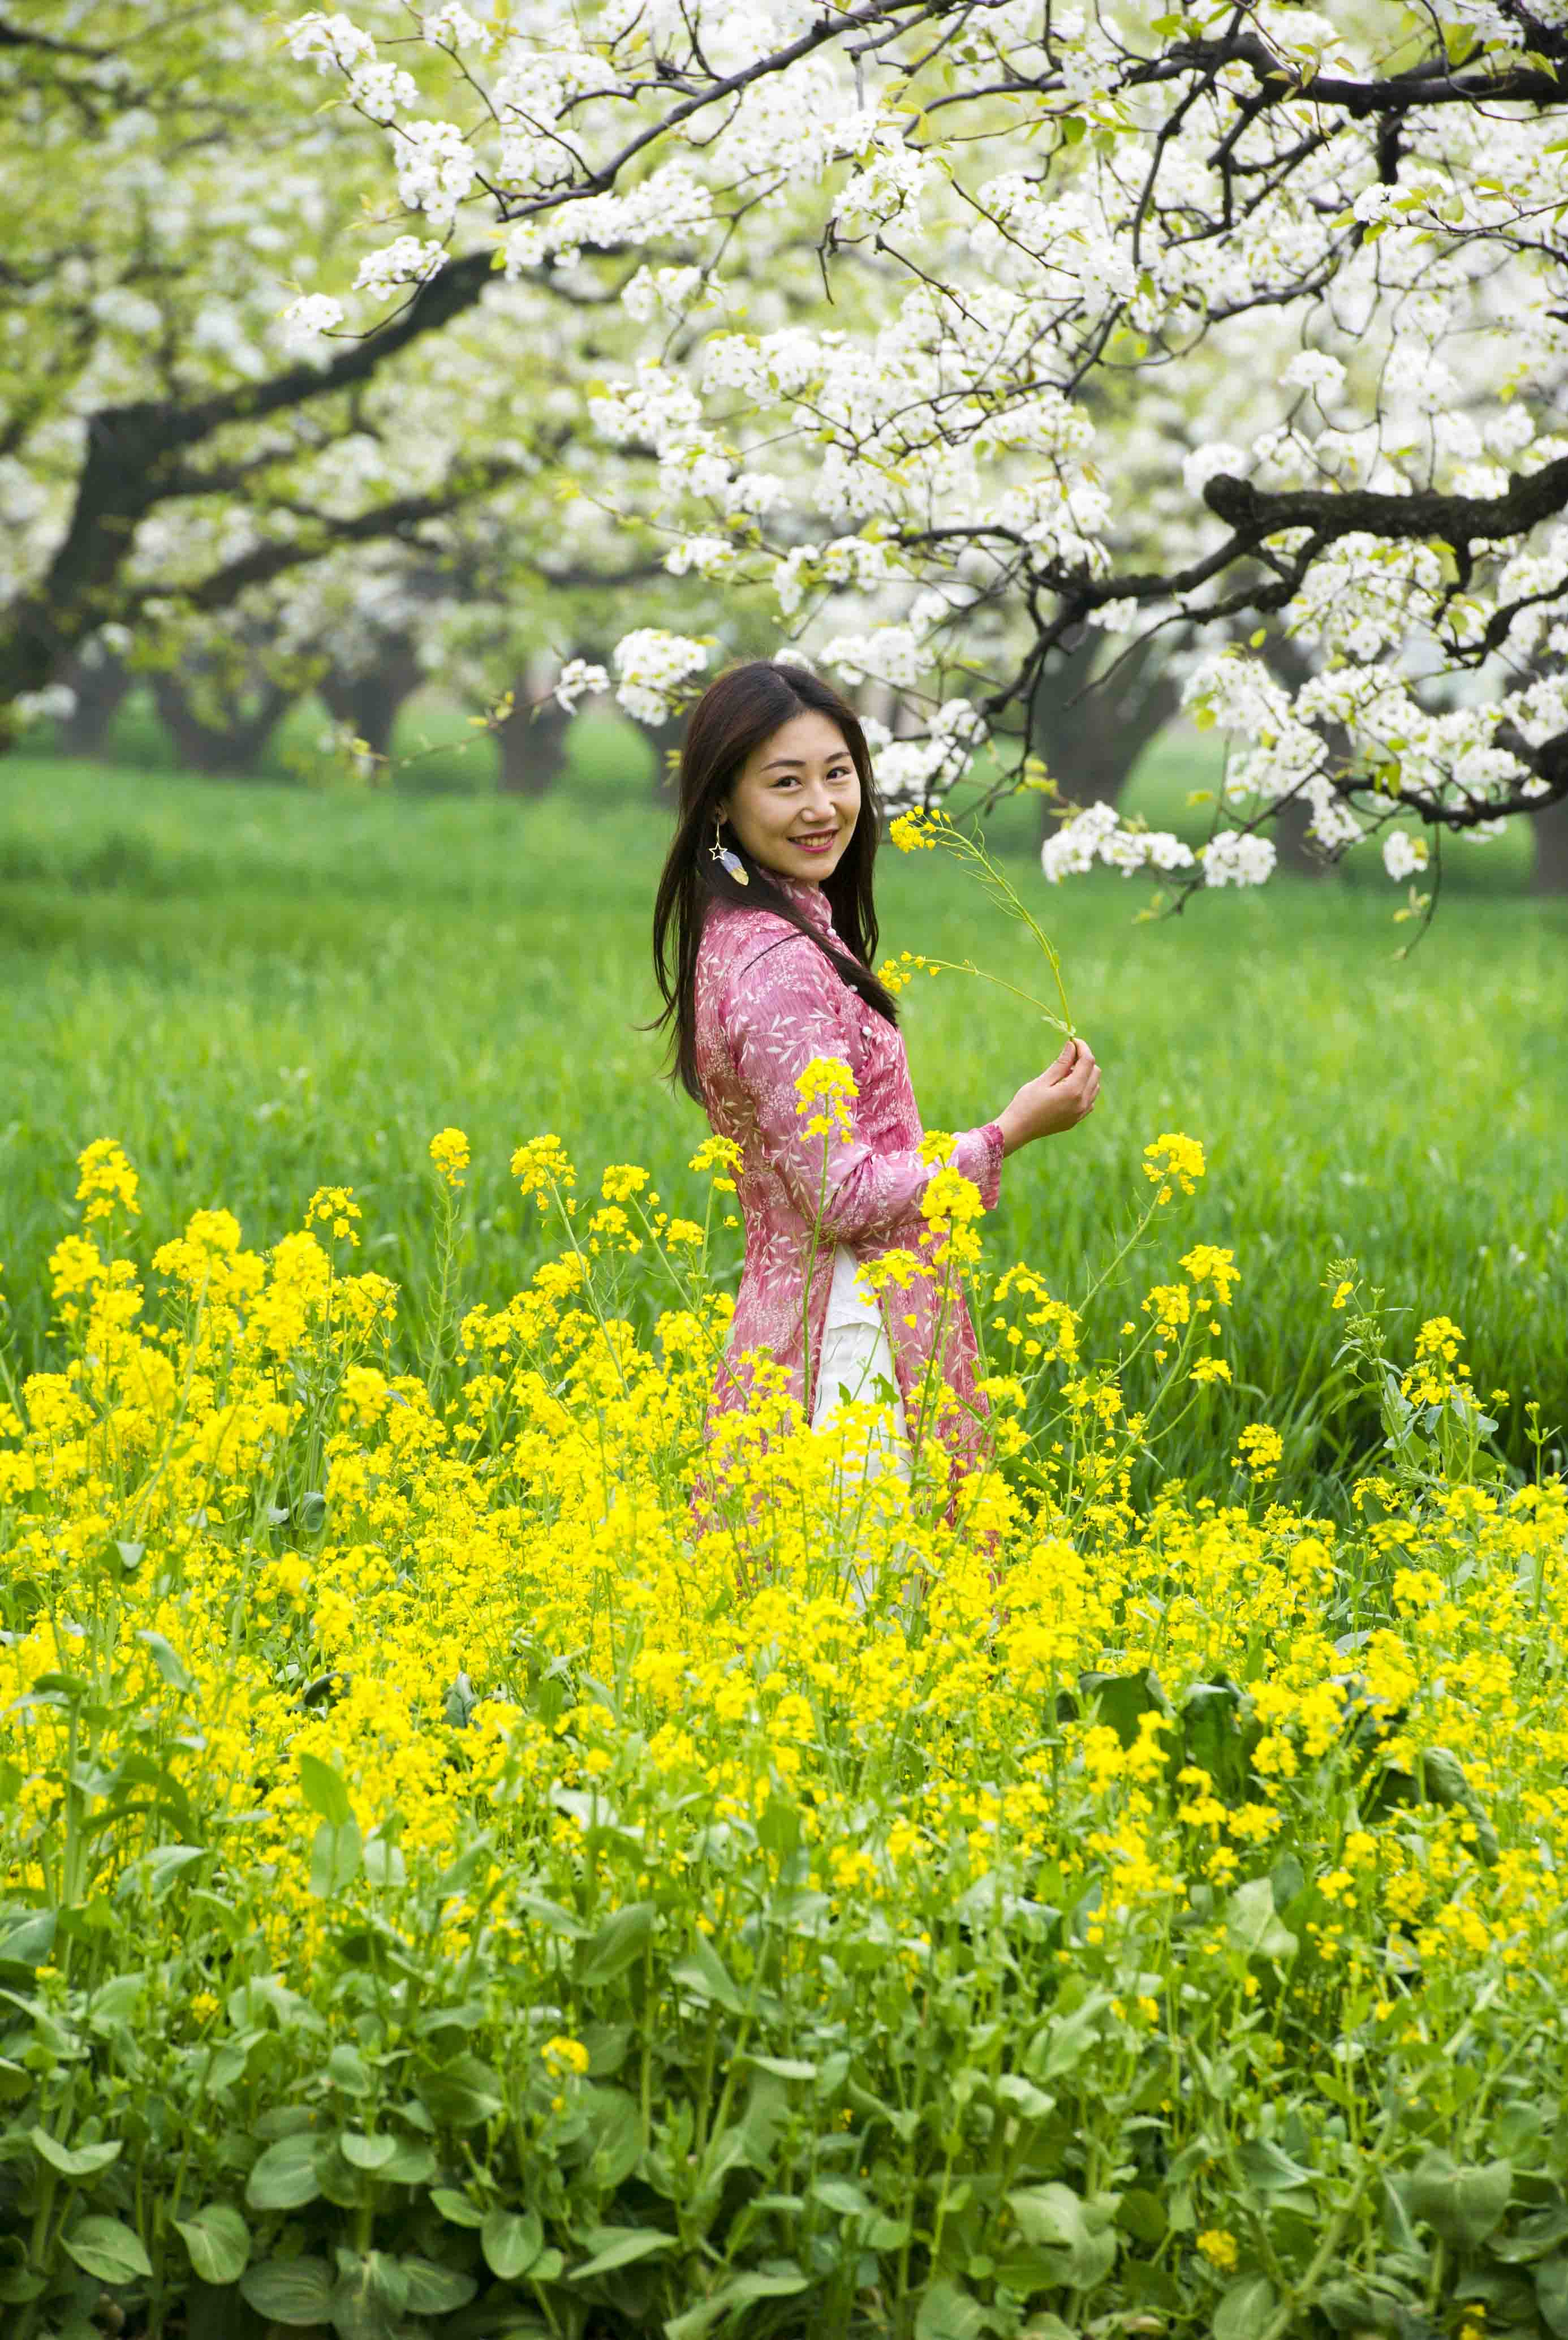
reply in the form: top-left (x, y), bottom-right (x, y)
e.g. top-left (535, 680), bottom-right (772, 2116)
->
top-left (271, 0), bottom-right (1568, 902)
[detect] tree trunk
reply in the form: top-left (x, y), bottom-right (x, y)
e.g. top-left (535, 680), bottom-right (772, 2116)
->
top-left (152, 669), bottom-right (292, 777)
top-left (55, 650), bottom-right (133, 759)
top-left (318, 647), bottom-right (420, 767)
top-left (496, 673), bottom-right (572, 796)
top-left (1530, 790), bottom-right (1568, 894)
top-left (1030, 629), bottom-right (1183, 828)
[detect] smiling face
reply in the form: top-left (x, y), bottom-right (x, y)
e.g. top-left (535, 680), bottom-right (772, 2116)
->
top-left (718, 707), bottom-right (861, 885)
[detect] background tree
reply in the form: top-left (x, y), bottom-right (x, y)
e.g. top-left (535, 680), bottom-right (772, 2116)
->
top-left (286, 0), bottom-right (1568, 902)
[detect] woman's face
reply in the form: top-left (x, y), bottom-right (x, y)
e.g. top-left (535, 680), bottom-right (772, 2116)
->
top-left (719, 708), bottom-right (860, 885)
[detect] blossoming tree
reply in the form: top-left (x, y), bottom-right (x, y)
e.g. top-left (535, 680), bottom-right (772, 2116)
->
top-left (274, 0), bottom-right (1568, 898)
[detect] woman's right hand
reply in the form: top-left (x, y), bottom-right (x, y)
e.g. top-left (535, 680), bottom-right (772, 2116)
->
top-left (996, 1039), bottom-right (1100, 1158)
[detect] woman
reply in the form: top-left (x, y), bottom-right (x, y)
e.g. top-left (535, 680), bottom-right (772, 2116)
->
top-left (651, 659), bottom-right (1100, 1505)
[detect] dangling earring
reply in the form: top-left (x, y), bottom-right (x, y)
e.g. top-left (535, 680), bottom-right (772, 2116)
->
top-left (710, 811), bottom-right (749, 887)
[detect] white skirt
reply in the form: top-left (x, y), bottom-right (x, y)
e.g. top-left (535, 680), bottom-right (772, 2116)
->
top-left (810, 1249), bottom-right (914, 1615)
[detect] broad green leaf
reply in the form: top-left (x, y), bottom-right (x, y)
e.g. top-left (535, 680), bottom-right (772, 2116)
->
top-left (666, 2265), bottom-right (810, 2340)
top-left (812, 2175), bottom-right (872, 2217)
top-left (914, 2278), bottom-right (987, 2340)
top-left (1213, 2274), bottom-right (1278, 2340)
top-left (401, 2257), bottom-right (478, 2313)
top-left (1005, 2182), bottom-right (1117, 2287)
top-left (173, 2203), bottom-right (249, 2287)
top-left (417, 2051), bottom-right (503, 2128)
top-left (1537, 2254), bottom-right (1568, 2337)
top-left (245, 2131), bottom-right (322, 2212)
top-left (483, 2206), bottom-right (543, 2279)
top-left (1035, 1990), bottom-right (1110, 2080)
top-left (1237, 2137), bottom-right (1317, 2193)
top-left (580, 2085), bottom-right (643, 2188)
top-left (339, 2130), bottom-right (399, 2171)
top-left (309, 1816), bottom-right (363, 1900)
top-left (578, 1900), bottom-right (655, 1987)
top-left (136, 1629), bottom-right (192, 1691)
top-left (240, 2256), bottom-right (335, 2325)
top-left (1115, 2188), bottom-right (1167, 2244)
top-left (64, 2215), bottom-right (152, 2284)
top-left (1402, 2151), bottom-right (1512, 2248)
top-left (432, 2187), bottom-right (485, 2230)
top-left (569, 2225), bottom-right (678, 2279)
top-left (297, 1749), bottom-right (354, 1830)
top-left (1225, 1877), bottom-right (1298, 1962)
top-left (670, 1933), bottom-right (746, 2015)
top-left (30, 2127), bottom-right (122, 2178)
top-left (0, 1912), bottom-right (55, 1967)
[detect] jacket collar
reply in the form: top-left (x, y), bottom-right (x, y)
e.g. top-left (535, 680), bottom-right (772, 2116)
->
top-left (773, 875), bottom-right (835, 934)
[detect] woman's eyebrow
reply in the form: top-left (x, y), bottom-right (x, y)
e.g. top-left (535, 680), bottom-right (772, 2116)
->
top-left (761, 753), bottom-right (852, 771)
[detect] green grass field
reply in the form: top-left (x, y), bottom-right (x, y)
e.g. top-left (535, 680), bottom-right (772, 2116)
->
top-left (2, 742), bottom-right (1563, 1506)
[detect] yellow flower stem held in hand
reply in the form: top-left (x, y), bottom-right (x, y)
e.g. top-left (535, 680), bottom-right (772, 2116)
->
top-left (884, 808), bottom-right (1076, 1039)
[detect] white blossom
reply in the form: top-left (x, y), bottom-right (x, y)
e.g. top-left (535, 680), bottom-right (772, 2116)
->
top-left (352, 239), bottom-right (446, 301)
top-left (554, 659), bottom-right (610, 714)
top-left (279, 292), bottom-right (345, 346)
top-left (1281, 351), bottom-right (1346, 398)
top-left (612, 629), bottom-right (709, 725)
top-left (1382, 830), bottom-right (1429, 881)
top-left (1202, 830), bottom-right (1278, 887)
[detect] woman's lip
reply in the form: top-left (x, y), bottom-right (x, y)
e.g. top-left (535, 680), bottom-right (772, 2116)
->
top-left (790, 833), bottom-right (837, 848)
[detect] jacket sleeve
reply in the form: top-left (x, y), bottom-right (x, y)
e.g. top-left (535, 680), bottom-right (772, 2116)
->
top-left (721, 927), bottom-right (1003, 1242)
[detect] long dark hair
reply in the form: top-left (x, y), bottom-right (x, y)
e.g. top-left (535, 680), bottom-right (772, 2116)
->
top-left (651, 660), bottom-right (901, 1103)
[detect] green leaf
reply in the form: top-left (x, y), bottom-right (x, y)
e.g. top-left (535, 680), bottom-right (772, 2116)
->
top-left (245, 2131), bottom-right (323, 2212)
top-left (666, 2265), bottom-right (811, 2340)
top-left (670, 1933), bottom-right (746, 2015)
top-left (914, 2278), bottom-right (987, 2340)
top-left (339, 2130), bottom-right (398, 2171)
top-left (1115, 2188), bottom-right (1167, 2244)
top-left (417, 2051), bottom-right (502, 2129)
top-left (1225, 1877), bottom-right (1298, 1962)
top-left (569, 2225), bottom-right (678, 2279)
top-left (580, 2085), bottom-right (643, 2188)
top-left (1401, 2151), bottom-right (1512, 2248)
top-left (1214, 2274), bottom-right (1278, 2340)
top-left (0, 1911), bottom-right (55, 1966)
top-left (1495, 2205), bottom-right (1568, 2264)
top-left (1237, 2137), bottom-right (1317, 2194)
top-left (136, 1629), bottom-right (193, 1691)
top-left (401, 2257), bottom-right (478, 2313)
top-left (309, 1815), bottom-right (363, 1900)
top-left (1035, 1991), bottom-right (1111, 2080)
top-left (240, 2256), bottom-right (335, 2325)
top-left (812, 2175), bottom-right (872, 2218)
top-left (173, 2203), bottom-right (250, 2287)
top-left (432, 2187), bottom-right (485, 2230)
top-left (741, 2054), bottom-right (817, 2080)
top-left (1537, 2253), bottom-right (1568, 2338)
top-left (64, 2214), bottom-right (152, 2285)
top-left (1005, 2183), bottom-right (1117, 2287)
top-left (361, 1835), bottom-right (406, 1889)
top-left (30, 2127), bottom-right (122, 2178)
top-left (483, 2208), bottom-right (543, 2279)
top-left (297, 1750), bottom-right (354, 1829)
top-left (578, 1901), bottom-right (655, 1987)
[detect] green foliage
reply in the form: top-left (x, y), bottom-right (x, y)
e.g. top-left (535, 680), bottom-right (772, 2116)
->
top-left (0, 756), bottom-right (1561, 1507)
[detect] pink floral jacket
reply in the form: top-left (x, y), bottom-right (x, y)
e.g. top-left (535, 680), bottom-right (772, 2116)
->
top-left (693, 876), bottom-right (1005, 1479)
